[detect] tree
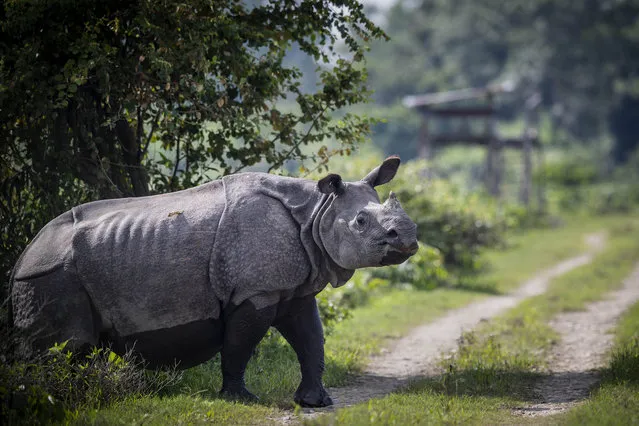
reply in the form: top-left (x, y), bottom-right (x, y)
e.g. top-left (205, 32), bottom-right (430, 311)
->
top-left (0, 0), bottom-right (386, 291)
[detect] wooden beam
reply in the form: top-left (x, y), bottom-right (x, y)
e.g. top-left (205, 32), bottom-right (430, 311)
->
top-left (403, 81), bottom-right (516, 108)
top-left (418, 107), bottom-right (496, 116)
top-left (432, 134), bottom-right (491, 144)
top-left (430, 135), bottom-right (540, 148)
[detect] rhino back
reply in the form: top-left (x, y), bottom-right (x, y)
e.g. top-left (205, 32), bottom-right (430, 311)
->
top-left (13, 210), bottom-right (75, 281)
top-left (72, 181), bottom-right (225, 336)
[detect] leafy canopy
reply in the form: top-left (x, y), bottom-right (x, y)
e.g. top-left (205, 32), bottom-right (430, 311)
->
top-left (0, 0), bottom-right (386, 289)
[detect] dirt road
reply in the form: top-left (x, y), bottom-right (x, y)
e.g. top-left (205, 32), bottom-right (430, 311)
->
top-left (515, 261), bottom-right (639, 417)
top-left (278, 233), bottom-right (608, 423)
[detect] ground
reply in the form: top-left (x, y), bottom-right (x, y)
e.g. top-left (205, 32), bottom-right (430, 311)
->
top-left (279, 231), bottom-right (639, 424)
top-left (514, 261), bottom-right (639, 417)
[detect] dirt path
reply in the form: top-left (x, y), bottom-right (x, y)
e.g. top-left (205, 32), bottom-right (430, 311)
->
top-left (278, 233), bottom-right (606, 423)
top-left (514, 261), bottom-right (639, 417)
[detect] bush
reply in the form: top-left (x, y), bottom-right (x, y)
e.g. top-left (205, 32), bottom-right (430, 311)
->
top-left (316, 291), bottom-right (353, 336)
top-left (550, 183), bottom-right (639, 214)
top-left (0, 341), bottom-right (181, 424)
top-left (382, 160), bottom-right (507, 275)
top-left (371, 244), bottom-right (448, 290)
top-left (537, 157), bottom-right (599, 187)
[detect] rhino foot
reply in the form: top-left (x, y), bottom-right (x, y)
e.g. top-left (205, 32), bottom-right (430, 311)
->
top-left (294, 386), bottom-right (333, 408)
top-left (219, 387), bottom-right (259, 403)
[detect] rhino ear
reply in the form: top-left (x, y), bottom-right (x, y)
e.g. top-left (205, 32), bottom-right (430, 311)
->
top-left (363, 156), bottom-right (401, 187)
top-left (318, 174), bottom-right (345, 195)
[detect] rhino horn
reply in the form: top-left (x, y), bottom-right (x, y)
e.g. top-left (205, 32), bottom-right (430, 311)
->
top-left (384, 191), bottom-right (401, 209)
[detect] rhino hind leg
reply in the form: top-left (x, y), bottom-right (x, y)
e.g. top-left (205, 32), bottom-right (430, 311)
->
top-left (12, 269), bottom-right (98, 357)
top-left (219, 300), bottom-right (277, 402)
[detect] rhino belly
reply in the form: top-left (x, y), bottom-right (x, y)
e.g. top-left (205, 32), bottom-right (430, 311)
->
top-left (112, 317), bottom-right (224, 369)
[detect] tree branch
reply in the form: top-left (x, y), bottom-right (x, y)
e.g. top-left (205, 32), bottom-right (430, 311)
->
top-left (267, 102), bottom-right (330, 173)
top-left (140, 110), bottom-right (162, 161)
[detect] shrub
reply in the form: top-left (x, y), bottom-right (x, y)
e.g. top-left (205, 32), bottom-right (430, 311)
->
top-left (537, 157), bottom-right (599, 187)
top-left (0, 341), bottom-right (181, 424)
top-left (371, 244), bottom-right (448, 290)
top-left (316, 291), bottom-right (353, 336)
top-left (382, 160), bottom-right (506, 275)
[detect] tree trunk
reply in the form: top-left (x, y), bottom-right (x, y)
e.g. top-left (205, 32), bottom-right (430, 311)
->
top-left (115, 119), bottom-right (150, 197)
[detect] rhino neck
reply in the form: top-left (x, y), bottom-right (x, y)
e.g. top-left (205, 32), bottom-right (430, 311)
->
top-left (250, 174), bottom-right (353, 291)
top-left (311, 194), bottom-right (355, 288)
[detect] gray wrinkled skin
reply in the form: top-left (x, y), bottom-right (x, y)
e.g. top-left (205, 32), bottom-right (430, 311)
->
top-left (10, 157), bottom-right (418, 405)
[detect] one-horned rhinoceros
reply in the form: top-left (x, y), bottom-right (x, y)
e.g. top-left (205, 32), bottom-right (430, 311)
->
top-left (10, 156), bottom-right (418, 407)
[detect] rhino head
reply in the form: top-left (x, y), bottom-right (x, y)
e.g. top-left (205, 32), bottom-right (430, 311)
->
top-left (316, 156), bottom-right (418, 272)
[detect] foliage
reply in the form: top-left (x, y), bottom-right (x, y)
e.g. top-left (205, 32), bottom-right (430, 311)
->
top-left (317, 243), bottom-right (448, 329)
top-left (0, 341), bottom-right (181, 424)
top-left (384, 161), bottom-right (508, 275)
top-left (316, 291), bottom-right (353, 337)
top-left (0, 0), bottom-right (386, 297)
top-left (37, 215), bottom-right (623, 423)
top-left (540, 158), bottom-right (599, 187)
top-left (372, 244), bottom-right (448, 291)
top-left (539, 151), bottom-right (639, 214)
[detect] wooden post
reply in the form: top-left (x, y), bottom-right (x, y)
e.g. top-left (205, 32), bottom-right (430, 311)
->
top-left (418, 111), bottom-right (432, 160)
top-left (520, 129), bottom-right (533, 206)
top-left (485, 93), bottom-right (501, 197)
top-left (418, 111), bottom-right (433, 178)
top-left (537, 144), bottom-right (547, 214)
top-left (521, 93), bottom-right (542, 208)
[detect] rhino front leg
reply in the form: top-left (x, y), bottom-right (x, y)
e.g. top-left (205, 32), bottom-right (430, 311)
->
top-left (220, 300), bottom-right (277, 402)
top-left (275, 294), bottom-right (333, 407)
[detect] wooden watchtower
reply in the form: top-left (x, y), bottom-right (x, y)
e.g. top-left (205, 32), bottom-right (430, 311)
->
top-left (403, 83), bottom-right (543, 209)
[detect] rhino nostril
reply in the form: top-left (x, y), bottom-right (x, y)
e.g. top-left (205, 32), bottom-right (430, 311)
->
top-left (387, 229), bottom-right (398, 239)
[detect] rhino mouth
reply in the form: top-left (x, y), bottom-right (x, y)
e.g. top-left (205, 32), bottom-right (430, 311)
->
top-left (380, 242), bottom-right (418, 266)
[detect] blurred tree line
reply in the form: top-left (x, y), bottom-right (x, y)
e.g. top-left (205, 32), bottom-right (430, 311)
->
top-left (363, 0), bottom-right (639, 162)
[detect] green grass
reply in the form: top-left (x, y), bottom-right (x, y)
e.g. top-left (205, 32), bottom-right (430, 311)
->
top-left (477, 214), bottom-right (631, 294)
top-left (73, 395), bottom-right (280, 425)
top-left (312, 216), bottom-right (639, 425)
top-left (78, 215), bottom-right (637, 425)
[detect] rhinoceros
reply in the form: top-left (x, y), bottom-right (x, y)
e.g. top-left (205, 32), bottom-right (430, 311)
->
top-left (10, 156), bottom-right (418, 407)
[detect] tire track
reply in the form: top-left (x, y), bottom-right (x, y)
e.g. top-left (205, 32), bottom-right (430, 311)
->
top-left (514, 261), bottom-right (639, 417)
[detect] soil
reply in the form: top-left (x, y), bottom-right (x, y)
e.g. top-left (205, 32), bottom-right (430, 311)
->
top-left (279, 233), bottom-right (639, 423)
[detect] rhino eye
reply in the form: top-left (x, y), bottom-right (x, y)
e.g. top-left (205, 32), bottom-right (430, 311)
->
top-left (356, 213), bottom-right (368, 227)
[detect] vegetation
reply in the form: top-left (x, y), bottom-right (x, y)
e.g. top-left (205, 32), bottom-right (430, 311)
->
top-left (0, 0), bottom-right (386, 296)
top-left (0, 342), bottom-right (182, 424)
top-left (4, 0), bottom-right (639, 424)
top-left (313, 216), bottom-right (639, 425)
top-left (5, 215), bottom-right (614, 424)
